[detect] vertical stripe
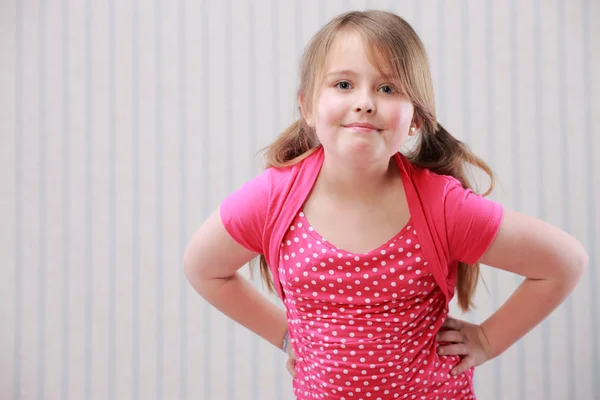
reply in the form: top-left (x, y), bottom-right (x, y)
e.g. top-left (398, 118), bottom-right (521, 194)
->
top-left (508, 1), bottom-right (526, 398)
top-left (533, 0), bottom-right (550, 397)
top-left (413, 0), bottom-right (420, 34)
top-left (461, 0), bottom-right (471, 145)
top-left (225, 0), bottom-right (235, 398)
top-left (131, 0), bottom-right (141, 397)
top-left (249, 1), bottom-right (260, 398)
top-left (319, 0), bottom-right (325, 24)
top-left (271, 1), bottom-right (283, 398)
top-left (201, 0), bottom-right (211, 397)
top-left (557, 1), bottom-right (575, 397)
top-left (485, 1), bottom-right (501, 398)
top-left (61, 0), bottom-right (70, 398)
top-left (154, 0), bottom-right (164, 398)
top-left (13, 1), bottom-right (23, 399)
top-left (178, 0), bottom-right (188, 399)
top-left (38, 0), bottom-right (47, 398)
top-left (582, 0), bottom-right (598, 397)
top-left (108, 1), bottom-right (117, 399)
top-left (437, 0), bottom-right (445, 123)
top-left (84, 0), bottom-right (94, 397)
top-left (295, 0), bottom-right (302, 62)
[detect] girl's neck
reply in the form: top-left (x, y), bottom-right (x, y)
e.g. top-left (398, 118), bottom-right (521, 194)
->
top-left (317, 152), bottom-right (400, 203)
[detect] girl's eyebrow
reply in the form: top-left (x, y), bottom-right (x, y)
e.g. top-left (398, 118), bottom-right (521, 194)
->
top-left (325, 69), bottom-right (396, 82)
top-left (325, 69), bottom-right (358, 78)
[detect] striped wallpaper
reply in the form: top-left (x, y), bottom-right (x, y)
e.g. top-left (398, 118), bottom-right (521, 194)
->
top-left (1, 0), bottom-right (598, 399)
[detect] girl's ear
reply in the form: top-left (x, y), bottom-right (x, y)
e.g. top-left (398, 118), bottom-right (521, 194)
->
top-left (298, 93), bottom-right (312, 124)
top-left (411, 112), bottom-right (424, 132)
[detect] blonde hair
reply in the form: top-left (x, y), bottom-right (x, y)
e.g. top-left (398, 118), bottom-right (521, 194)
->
top-left (252, 10), bottom-right (494, 312)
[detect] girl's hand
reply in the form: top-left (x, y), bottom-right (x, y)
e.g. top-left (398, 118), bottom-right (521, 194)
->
top-left (436, 316), bottom-right (493, 376)
top-left (285, 341), bottom-right (297, 378)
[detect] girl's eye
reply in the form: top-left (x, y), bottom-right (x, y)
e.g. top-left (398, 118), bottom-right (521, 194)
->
top-left (335, 81), bottom-right (352, 90)
top-left (378, 85), bottom-right (394, 94)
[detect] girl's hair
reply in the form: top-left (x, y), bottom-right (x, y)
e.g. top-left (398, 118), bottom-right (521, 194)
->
top-left (251, 10), bottom-right (495, 312)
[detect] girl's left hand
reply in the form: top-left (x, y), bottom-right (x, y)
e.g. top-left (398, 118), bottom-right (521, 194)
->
top-left (436, 316), bottom-right (493, 376)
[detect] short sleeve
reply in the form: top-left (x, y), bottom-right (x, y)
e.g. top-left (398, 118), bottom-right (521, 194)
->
top-left (219, 171), bottom-right (271, 254)
top-left (444, 178), bottom-right (504, 264)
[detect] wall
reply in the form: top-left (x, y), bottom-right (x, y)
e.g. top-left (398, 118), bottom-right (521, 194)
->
top-left (0, 0), bottom-right (599, 399)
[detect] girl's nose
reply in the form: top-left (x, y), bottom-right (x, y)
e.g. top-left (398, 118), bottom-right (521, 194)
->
top-left (353, 94), bottom-right (376, 114)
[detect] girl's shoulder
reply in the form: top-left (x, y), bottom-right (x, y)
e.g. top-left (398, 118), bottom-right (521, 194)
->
top-left (222, 149), bottom-right (321, 215)
top-left (396, 153), bottom-right (462, 196)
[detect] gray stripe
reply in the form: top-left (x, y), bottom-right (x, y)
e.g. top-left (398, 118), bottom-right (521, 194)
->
top-left (508, 0), bottom-right (526, 397)
top-left (38, 0), bottom-right (47, 398)
top-left (437, 0), bottom-right (445, 124)
top-left (582, 0), bottom-right (598, 397)
top-left (155, 0), bottom-right (164, 398)
top-left (61, 0), bottom-right (70, 398)
top-left (225, 0), bottom-right (236, 397)
top-left (249, 1), bottom-right (260, 399)
top-left (532, 1), bottom-right (550, 397)
top-left (132, 0), bottom-right (141, 397)
top-left (13, 1), bottom-right (23, 399)
top-left (413, 0), bottom-right (420, 34)
top-left (108, 0), bottom-right (117, 398)
top-left (319, 0), bottom-right (325, 24)
top-left (485, 1), bottom-right (501, 399)
top-left (178, 0), bottom-right (188, 398)
top-left (461, 0), bottom-right (471, 145)
top-left (557, 1), bottom-right (576, 397)
top-left (84, 0), bottom-right (94, 397)
top-left (295, 0), bottom-right (302, 62)
top-left (201, 0), bottom-right (212, 397)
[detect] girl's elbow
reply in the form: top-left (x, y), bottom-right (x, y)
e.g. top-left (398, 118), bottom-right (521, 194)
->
top-left (573, 243), bottom-right (589, 278)
top-left (559, 241), bottom-right (588, 286)
top-left (182, 242), bottom-right (201, 282)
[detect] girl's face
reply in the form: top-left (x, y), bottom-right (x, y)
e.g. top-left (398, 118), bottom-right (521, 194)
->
top-left (304, 31), bottom-right (415, 166)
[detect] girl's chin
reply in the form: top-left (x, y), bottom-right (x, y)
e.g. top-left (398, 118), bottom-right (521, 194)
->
top-left (332, 140), bottom-right (390, 164)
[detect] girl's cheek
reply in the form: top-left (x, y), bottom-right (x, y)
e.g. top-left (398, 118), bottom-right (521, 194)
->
top-left (384, 101), bottom-right (414, 127)
top-left (317, 93), bottom-right (346, 123)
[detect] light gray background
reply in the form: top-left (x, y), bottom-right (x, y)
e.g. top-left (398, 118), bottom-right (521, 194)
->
top-left (1, 0), bottom-right (599, 399)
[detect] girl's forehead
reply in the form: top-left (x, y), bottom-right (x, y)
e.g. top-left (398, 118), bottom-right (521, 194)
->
top-left (325, 31), bottom-right (367, 66)
top-left (323, 30), bottom-right (396, 79)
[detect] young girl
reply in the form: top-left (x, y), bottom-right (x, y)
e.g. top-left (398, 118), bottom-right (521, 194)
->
top-left (183, 10), bottom-right (588, 399)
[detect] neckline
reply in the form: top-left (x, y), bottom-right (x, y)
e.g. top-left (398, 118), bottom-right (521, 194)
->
top-left (297, 211), bottom-right (413, 256)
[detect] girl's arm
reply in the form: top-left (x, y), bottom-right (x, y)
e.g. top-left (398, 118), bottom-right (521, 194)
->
top-left (477, 209), bottom-right (588, 359)
top-left (183, 208), bottom-right (289, 349)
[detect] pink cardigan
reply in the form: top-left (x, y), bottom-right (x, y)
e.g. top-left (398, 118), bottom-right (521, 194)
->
top-left (221, 147), bottom-right (503, 307)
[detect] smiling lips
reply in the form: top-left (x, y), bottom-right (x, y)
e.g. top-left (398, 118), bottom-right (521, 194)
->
top-left (343, 122), bottom-right (381, 132)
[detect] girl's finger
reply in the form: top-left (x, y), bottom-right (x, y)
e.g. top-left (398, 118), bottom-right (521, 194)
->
top-left (437, 343), bottom-right (469, 356)
top-left (450, 355), bottom-right (476, 376)
top-left (440, 317), bottom-right (462, 331)
top-left (436, 330), bottom-right (464, 343)
top-left (286, 358), bottom-right (297, 378)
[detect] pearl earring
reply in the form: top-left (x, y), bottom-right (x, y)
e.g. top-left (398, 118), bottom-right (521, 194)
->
top-left (307, 119), bottom-right (313, 127)
top-left (410, 126), bottom-right (416, 134)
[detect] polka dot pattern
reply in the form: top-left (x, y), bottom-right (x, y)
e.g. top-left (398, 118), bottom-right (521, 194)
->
top-left (279, 211), bottom-right (475, 399)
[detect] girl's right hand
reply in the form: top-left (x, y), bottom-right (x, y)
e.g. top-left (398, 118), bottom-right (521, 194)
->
top-left (285, 342), bottom-right (297, 378)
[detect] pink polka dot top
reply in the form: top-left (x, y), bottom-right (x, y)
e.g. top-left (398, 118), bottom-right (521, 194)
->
top-left (278, 210), bottom-right (475, 400)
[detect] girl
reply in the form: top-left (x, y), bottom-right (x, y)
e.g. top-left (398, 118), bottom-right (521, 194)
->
top-left (183, 10), bottom-right (588, 399)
